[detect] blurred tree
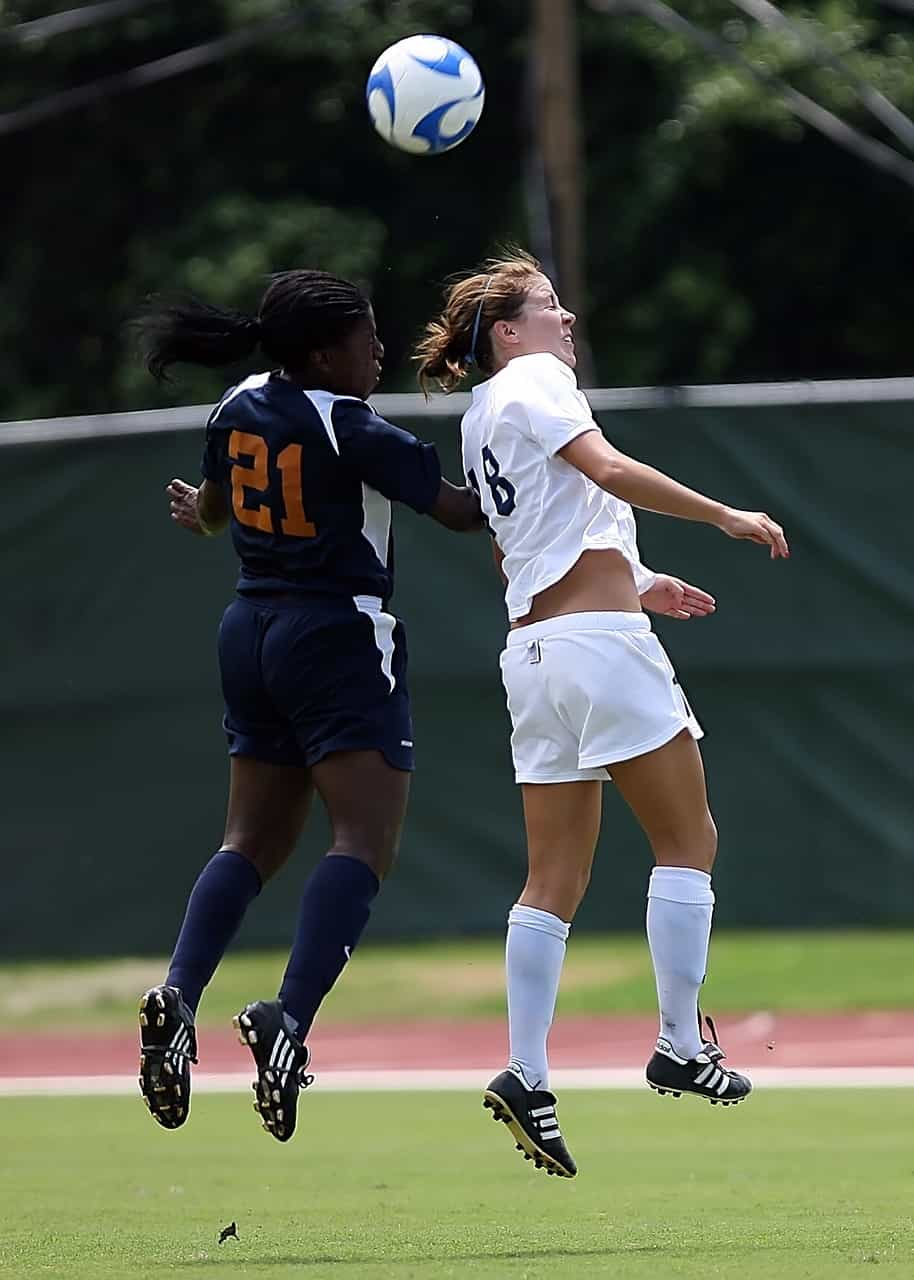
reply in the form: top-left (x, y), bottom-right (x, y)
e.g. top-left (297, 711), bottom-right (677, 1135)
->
top-left (0, 0), bottom-right (531, 415)
top-left (1, 0), bottom-right (914, 418)
top-left (580, 0), bottom-right (914, 382)
top-left (117, 195), bottom-right (386, 405)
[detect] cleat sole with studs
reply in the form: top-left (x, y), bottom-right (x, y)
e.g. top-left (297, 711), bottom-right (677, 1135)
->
top-left (649, 1080), bottom-right (744, 1106)
top-left (235, 1002), bottom-right (312, 1145)
top-left (482, 1091), bottom-right (575, 1179)
top-left (138, 987), bottom-right (196, 1131)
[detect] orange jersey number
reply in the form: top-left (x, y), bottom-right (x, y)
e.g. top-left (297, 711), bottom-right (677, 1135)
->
top-left (228, 430), bottom-right (316, 538)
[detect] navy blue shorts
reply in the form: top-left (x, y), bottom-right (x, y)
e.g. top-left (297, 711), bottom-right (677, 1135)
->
top-left (217, 593), bottom-right (414, 772)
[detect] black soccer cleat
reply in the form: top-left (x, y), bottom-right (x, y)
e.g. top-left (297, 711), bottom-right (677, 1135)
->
top-left (233, 1000), bottom-right (313, 1143)
top-left (138, 985), bottom-right (198, 1129)
top-left (646, 1032), bottom-right (752, 1106)
top-left (483, 1069), bottom-right (577, 1178)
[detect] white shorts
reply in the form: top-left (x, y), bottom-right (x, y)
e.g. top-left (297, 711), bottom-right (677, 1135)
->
top-left (499, 611), bottom-right (703, 784)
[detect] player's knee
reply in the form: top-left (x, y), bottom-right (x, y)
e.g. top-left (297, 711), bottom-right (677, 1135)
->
top-left (359, 844), bottom-right (399, 881)
top-left (329, 827), bottom-right (401, 880)
top-left (571, 863), bottom-right (593, 906)
top-left (652, 814), bottom-right (717, 872)
top-left (523, 862), bottom-right (591, 919)
top-left (691, 813), bottom-right (718, 870)
top-left (220, 835), bottom-right (294, 883)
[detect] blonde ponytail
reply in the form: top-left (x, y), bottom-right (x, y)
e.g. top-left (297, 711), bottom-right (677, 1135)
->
top-left (413, 317), bottom-right (469, 395)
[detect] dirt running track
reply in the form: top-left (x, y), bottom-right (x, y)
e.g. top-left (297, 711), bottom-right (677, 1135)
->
top-left (3, 1012), bottom-right (913, 1078)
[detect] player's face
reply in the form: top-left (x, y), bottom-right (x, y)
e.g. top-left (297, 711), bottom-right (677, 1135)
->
top-left (511, 275), bottom-right (576, 368)
top-left (325, 309), bottom-right (384, 400)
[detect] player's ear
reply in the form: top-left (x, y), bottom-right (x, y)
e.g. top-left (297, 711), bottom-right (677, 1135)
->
top-left (311, 347), bottom-right (334, 375)
top-left (491, 319), bottom-right (517, 347)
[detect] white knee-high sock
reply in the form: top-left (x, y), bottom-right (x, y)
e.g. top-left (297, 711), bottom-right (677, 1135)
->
top-left (505, 903), bottom-right (570, 1090)
top-left (646, 866), bottom-right (714, 1060)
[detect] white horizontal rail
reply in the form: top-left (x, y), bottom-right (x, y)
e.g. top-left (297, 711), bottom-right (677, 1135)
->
top-left (2, 376), bottom-right (914, 447)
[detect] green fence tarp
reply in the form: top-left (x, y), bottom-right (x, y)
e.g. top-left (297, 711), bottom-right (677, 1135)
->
top-left (3, 402), bottom-right (912, 957)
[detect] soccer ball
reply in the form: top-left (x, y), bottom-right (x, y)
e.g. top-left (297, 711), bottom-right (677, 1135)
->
top-left (366, 34), bottom-right (485, 156)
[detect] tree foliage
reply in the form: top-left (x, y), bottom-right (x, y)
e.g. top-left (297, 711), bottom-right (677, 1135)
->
top-left (2, 0), bottom-right (913, 417)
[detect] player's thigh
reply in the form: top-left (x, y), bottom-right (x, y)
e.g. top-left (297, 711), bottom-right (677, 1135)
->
top-left (608, 729), bottom-right (717, 870)
top-left (520, 779), bottom-right (603, 920)
top-left (309, 749), bottom-right (410, 880)
top-left (222, 755), bottom-right (314, 881)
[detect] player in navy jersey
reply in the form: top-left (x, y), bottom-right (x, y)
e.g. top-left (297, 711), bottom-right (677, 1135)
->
top-left (416, 251), bottom-right (788, 1179)
top-left (133, 270), bottom-right (481, 1142)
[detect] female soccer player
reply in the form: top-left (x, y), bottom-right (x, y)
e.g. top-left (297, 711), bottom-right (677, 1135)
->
top-left (134, 270), bottom-right (480, 1142)
top-left (415, 252), bottom-right (789, 1179)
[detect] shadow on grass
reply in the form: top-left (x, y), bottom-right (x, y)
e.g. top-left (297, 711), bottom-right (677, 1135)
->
top-left (179, 1244), bottom-right (666, 1268)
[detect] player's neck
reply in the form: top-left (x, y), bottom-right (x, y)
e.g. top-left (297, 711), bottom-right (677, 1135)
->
top-left (279, 367), bottom-right (340, 395)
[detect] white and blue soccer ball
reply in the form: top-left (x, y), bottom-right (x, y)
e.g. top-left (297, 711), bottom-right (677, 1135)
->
top-left (366, 35), bottom-right (485, 156)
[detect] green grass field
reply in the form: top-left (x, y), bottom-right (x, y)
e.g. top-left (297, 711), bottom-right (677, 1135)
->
top-left (2, 1089), bottom-right (911, 1279)
top-left (3, 930), bottom-right (911, 1033)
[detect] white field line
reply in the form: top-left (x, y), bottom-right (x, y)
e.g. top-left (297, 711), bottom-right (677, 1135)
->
top-left (2, 1067), bottom-right (914, 1097)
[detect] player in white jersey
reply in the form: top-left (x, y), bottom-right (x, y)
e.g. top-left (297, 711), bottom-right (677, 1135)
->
top-left (415, 251), bottom-right (789, 1179)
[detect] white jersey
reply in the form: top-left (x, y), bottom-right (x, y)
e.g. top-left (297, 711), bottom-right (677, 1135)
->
top-left (460, 352), bottom-right (656, 621)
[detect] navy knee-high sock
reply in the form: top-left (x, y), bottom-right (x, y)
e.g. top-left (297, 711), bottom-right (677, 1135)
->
top-left (279, 853), bottom-right (380, 1038)
top-left (166, 849), bottom-right (262, 1015)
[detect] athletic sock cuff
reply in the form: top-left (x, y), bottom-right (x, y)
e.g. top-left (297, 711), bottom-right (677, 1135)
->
top-left (216, 848), bottom-right (264, 894)
top-left (508, 903), bottom-right (571, 941)
top-left (647, 866), bottom-right (714, 906)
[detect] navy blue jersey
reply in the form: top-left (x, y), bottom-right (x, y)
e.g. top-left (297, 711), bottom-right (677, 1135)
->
top-left (201, 372), bottom-right (442, 601)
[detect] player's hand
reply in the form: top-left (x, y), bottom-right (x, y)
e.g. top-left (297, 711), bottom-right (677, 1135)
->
top-left (640, 574), bottom-right (716, 620)
top-left (718, 507), bottom-right (789, 559)
top-left (166, 477), bottom-right (207, 535)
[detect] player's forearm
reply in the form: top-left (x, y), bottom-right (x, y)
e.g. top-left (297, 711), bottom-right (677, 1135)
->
top-left (430, 480), bottom-right (485, 532)
top-left (599, 455), bottom-right (726, 528)
top-left (197, 480), bottom-right (230, 534)
top-left (559, 433), bottom-right (727, 528)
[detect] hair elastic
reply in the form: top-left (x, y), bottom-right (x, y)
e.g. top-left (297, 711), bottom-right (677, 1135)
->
top-left (463, 275), bottom-right (493, 367)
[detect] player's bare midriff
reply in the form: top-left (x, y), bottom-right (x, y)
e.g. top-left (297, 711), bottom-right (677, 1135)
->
top-left (511, 548), bottom-right (642, 629)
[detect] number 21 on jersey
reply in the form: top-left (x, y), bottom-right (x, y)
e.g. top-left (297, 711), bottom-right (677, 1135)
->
top-left (228, 430), bottom-right (316, 537)
top-left (468, 445), bottom-right (516, 517)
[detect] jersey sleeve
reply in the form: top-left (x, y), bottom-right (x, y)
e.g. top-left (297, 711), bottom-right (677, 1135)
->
top-left (619, 504), bottom-right (657, 595)
top-left (332, 399), bottom-right (443, 514)
top-left (200, 415), bottom-right (228, 482)
top-left (512, 354), bottom-right (597, 456)
top-left (633, 559), bottom-right (657, 595)
top-left (200, 384), bottom-right (244, 482)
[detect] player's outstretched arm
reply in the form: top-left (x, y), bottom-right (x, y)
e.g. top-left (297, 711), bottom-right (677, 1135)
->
top-left (559, 431), bottom-right (789, 560)
top-left (428, 478), bottom-right (485, 532)
top-left (166, 477), bottom-right (230, 536)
